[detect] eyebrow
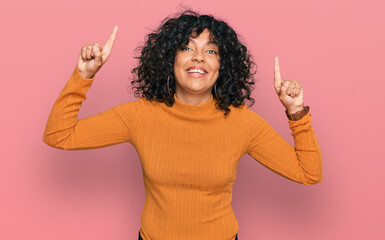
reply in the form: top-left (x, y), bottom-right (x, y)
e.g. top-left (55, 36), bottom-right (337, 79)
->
top-left (189, 38), bottom-right (218, 47)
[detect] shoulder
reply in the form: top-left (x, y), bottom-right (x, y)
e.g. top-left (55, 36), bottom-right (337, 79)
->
top-left (114, 97), bottom-right (154, 108)
top-left (111, 97), bottom-right (154, 117)
top-left (235, 104), bottom-right (264, 121)
top-left (235, 104), bottom-right (272, 132)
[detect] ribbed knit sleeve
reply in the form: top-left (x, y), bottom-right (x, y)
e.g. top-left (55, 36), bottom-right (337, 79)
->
top-left (245, 110), bottom-right (322, 185)
top-left (43, 66), bottom-right (140, 150)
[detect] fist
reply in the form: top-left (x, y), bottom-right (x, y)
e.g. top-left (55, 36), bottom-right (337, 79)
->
top-left (273, 56), bottom-right (304, 114)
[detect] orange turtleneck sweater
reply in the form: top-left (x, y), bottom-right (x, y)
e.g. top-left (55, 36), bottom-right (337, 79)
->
top-left (43, 66), bottom-right (322, 240)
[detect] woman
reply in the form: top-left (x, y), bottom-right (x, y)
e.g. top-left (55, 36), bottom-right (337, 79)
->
top-left (43, 10), bottom-right (322, 240)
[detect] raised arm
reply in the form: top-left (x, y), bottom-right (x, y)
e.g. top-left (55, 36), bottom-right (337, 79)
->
top-left (43, 26), bottom-right (139, 150)
top-left (245, 110), bottom-right (322, 185)
top-left (42, 66), bottom-right (139, 150)
top-left (245, 56), bottom-right (322, 185)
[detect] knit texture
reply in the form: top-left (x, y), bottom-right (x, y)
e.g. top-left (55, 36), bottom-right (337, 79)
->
top-left (43, 66), bottom-right (322, 240)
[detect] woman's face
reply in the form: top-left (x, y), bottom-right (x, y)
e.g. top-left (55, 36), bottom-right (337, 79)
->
top-left (173, 29), bottom-right (220, 98)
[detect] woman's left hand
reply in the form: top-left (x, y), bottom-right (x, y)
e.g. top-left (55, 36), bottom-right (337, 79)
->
top-left (273, 56), bottom-right (305, 114)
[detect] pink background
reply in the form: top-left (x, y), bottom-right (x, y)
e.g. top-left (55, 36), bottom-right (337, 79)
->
top-left (1, 0), bottom-right (384, 239)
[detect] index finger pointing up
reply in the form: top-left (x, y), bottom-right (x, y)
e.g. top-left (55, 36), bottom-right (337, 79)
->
top-left (274, 56), bottom-right (282, 88)
top-left (104, 25), bottom-right (119, 51)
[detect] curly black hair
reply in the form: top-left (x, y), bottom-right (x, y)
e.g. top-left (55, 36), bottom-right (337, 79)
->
top-left (130, 9), bottom-right (257, 116)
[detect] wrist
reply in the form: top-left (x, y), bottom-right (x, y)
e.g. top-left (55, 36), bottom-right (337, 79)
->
top-left (285, 106), bottom-right (310, 121)
top-left (76, 66), bottom-right (95, 79)
top-left (286, 106), bottom-right (304, 115)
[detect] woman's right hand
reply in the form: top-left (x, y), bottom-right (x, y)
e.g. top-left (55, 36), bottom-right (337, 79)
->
top-left (77, 25), bottom-right (119, 79)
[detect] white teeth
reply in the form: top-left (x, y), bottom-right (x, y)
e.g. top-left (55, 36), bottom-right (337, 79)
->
top-left (187, 69), bottom-right (206, 74)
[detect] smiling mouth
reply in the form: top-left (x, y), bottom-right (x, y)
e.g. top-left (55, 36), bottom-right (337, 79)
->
top-left (186, 69), bottom-right (207, 78)
top-left (186, 71), bottom-right (207, 78)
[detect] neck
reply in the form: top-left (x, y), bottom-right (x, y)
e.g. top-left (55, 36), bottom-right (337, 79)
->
top-left (175, 91), bottom-right (212, 106)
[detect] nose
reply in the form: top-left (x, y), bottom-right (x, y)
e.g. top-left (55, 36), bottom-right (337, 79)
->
top-left (192, 50), bottom-right (205, 63)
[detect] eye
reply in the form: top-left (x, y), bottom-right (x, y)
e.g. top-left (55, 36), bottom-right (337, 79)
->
top-left (183, 46), bottom-right (193, 51)
top-left (207, 50), bottom-right (217, 54)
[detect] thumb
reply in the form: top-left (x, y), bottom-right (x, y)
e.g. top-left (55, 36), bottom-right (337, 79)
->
top-left (279, 80), bottom-right (289, 96)
top-left (274, 83), bottom-right (281, 95)
top-left (93, 44), bottom-right (102, 66)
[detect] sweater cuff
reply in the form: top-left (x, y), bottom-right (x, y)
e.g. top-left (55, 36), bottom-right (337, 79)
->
top-left (288, 112), bottom-right (312, 129)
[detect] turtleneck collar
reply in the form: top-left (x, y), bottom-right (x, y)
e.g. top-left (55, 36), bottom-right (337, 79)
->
top-left (172, 94), bottom-right (217, 115)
